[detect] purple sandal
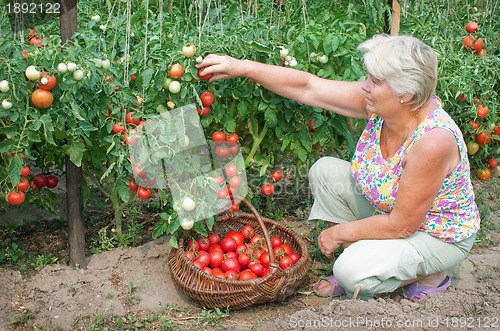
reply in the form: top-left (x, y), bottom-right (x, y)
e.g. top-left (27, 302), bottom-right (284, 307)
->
top-left (313, 275), bottom-right (347, 297)
top-left (400, 275), bottom-right (451, 303)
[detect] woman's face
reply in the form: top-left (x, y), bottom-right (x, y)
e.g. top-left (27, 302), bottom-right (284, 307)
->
top-left (361, 74), bottom-right (401, 117)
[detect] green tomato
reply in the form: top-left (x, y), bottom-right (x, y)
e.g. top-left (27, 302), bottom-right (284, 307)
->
top-left (163, 78), bottom-right (173, 90)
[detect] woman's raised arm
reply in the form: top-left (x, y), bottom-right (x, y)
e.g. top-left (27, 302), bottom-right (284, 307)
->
top-left (196, 54), bottom-right (370, 120)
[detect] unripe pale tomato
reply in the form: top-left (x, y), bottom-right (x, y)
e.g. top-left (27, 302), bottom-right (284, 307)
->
top-left (0, 80), bottom-right (9, 92)
top-left (181, 196), bottom-right (195, 211)
top-left (25, 65), bottom-right (41, 81)
top-left (168, 81), bottom-right (181, 94)
top-left (57, 63), bottom-right (68, 73)
top-left (182, 44), bottom-right (196, 58)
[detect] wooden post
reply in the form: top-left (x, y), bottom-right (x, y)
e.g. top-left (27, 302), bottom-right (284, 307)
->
top-left (60, 0), bottom-right (86, 269)
top-left (390, 0), bottom-right (401, 36)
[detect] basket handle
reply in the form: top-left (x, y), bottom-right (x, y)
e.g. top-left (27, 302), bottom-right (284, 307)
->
top-left (231, 195), bottom-right (277, 266)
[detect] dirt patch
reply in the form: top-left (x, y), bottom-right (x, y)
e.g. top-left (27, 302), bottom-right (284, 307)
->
top-left (0, 180), bottom-right (499, 330)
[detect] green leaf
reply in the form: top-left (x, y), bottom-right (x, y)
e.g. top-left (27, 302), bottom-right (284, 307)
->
top-left (168, 233), bottom-right (178, 248)
top-left (8, 155), bottom-right (23, 187)
top-left (0, 140), bottom-right (13, 153)
top-left (40, 114), bottom-right (55, 145)
top-left (193, 220), bottom-right (208, 237)
top-left (141, 68), bottom-right (155, 86)
top-left (264, 107), bottom-right (278, 128)
top-left (26, 130), bottom-right (41, 142)
top-left (116, 176), bottom-right (130, 203)
top-left (67, 141), bottom-right (86, 167)
top-left (223, 114), bottom-right (237, 132)
top-left (153, 217), bottom-right (169, 239)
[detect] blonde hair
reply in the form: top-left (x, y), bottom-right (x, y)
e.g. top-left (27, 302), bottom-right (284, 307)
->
top-left (358, 35), bottom-right (438, 111)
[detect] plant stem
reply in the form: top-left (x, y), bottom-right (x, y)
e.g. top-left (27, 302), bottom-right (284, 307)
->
top-left (245, 121), bottom-right (269, 166)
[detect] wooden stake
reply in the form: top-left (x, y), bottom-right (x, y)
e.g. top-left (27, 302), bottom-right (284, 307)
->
top-left (60, 0), bottom-right (86, 269)
top-left (390, 0), bottom-right (401, 36)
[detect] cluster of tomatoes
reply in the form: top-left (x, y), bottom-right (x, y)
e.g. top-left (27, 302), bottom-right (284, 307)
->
top-left (7, 155), bottom-right (59, 205)
top-left (462, 21), bottom-right (485, 57)
top-left (211, 131), bottom-right (239, 158)
top-left (261, 170), bottom-right (282, 196)
top-left (185, 225), bottom-right (301, 281)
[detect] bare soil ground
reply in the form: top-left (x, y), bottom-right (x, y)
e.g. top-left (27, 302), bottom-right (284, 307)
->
top-left (0, 180), bottom-right (499, 330)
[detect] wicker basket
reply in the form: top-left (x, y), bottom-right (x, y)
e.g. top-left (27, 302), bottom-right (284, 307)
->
top-left (167, 197), bottom-right (311, 310)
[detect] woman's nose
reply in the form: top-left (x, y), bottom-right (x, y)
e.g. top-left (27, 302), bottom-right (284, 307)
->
top-left (361, 79), bottom-right (370, 92)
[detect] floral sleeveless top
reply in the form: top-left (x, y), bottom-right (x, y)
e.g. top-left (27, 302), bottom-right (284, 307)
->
top-left (351, 104), bottom-right (480, 243)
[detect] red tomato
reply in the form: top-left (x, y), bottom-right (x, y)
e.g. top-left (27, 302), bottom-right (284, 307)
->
top-left (215, 146), bottom-right (230, 158)
top-left (262, 268), bottom-right (270, 277)
top-left (229, 145), bottom-right (239, 154)
top-left (7, 192), bottom-right (25, 205)
top-left (207, 244), bottom-right (223, 254)
top-left (16, 178), bottom-right (29, 192)
top-left (488, 158), bottom-right (498, 169)
top-left (197, 238), bottom-right (211, 251)
top-left (129, 179), bottom-right (138, 191)
top-left (261, 183), bottom-right (275, 196)
top-left (137, 187), bottom-right (151, 199)
top-left (212, 131), bottom-right (226, 143)
top-left (226, 185), bottom-right (237, 196)
top-left (250, 235), bottom-right (263, 246)
top-left (185, 251), bottom-right (195, 262)
top-left (31, 89), bottom-right (53, 108)
top-left (196, 106), bottom-right (210, 116)
top-left (238, 269), bottom-right (258, 281)
top-left (113, 122), bottom-right (125, 134)
top-left (221, 257), bottom-right (241, 273)
top-left (477, 105), bottom-right (489, 118)
top-left (237, 253), bottom-right (250, 267)
top-left (225, 165), bottom-right (237, 177)
top-left (226, 133), bottom-right (238, 146)
top-left (270, 170), bottom-right (283, 182)
top-left (476, 130), bottom-right (492, 146)
top-left (217, 190), bottom-right (228, 199)
top-left (468, 120), bottom-right (479, 130)
top-left (477, 168), bottom-right (491, 181)
top-left (279, 256), bottom-right (294, 270)
top-left (241, 225), bottom-right (254, 240)
top-left (226, 231), bottom-right (245, 246)
top-left (186, 239), bottom-right (200, 252)
top-left (229, 201), bottom-right (240, 211)
top-left (280, 244), bottom-right (293, 256)
top-left (225, 251), bottom-right (237, 259)
top-left (213, 176), bottom-right (224, 186)
top-left (221, 237), bottom-right (238, 252)
top-left (457, 95), bottom-right (467, 102)
top-left (250, 263), bottom-right (264, 276)
top-left (198, 69), bottom-right (213, 80)
top-left (212, 268), bottom-right (226, 278)
top-left (200, 91), bottom-right (214, 107)
top-left (225, 270), bottom-right (239, 280)
top-left (168, 63), bottom-right (184, 79)
top-left (229, 176), bottom-right (241, 188)
top-left (33, 174), bottom-right (47, 188)
top-left (270, 236), bottom-right (283, 248)
top-left (472, 38), bottom-right (483, 51)
top-left (289, 252), bottom-right (301, 264)
top-left (21, 166), bottom-right (30, 177)
top-left (463, 36), bottom-right (474, 50)
top-left (46, 175), bottom-right (58, 188)
top-left (195, 251), bottom-right (211, 268)
top-left (193, 260), bottom-right (205, 269)
top-left (252, 248), bottom-right (264, 260)
top-left (209, 250), bottom-right (224, 268)
top-left (466, 21), bottom-right (478, 33)
top-left (126, 112), bottom-right (141, 125)
top-left (202, 267), bottom-right (213, 275)
top-left (259, 252), bottom-right (270, 268)
top-left (273, 246), bottom-right (286, 259)
top-left (39, 73), bottom-right (56, 91)
top-left (236, 244), bottom-right (248, 255)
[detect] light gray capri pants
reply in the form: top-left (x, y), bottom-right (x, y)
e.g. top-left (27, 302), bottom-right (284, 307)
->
top-left (308, 157), bottom-right (476, 300)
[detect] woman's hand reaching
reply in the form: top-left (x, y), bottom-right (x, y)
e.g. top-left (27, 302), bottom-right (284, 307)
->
top-left (195, 54), bottom-right (244, 82)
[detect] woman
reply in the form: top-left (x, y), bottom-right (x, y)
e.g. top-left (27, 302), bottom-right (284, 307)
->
top-left (196, 35), bottom-right (480, 302)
